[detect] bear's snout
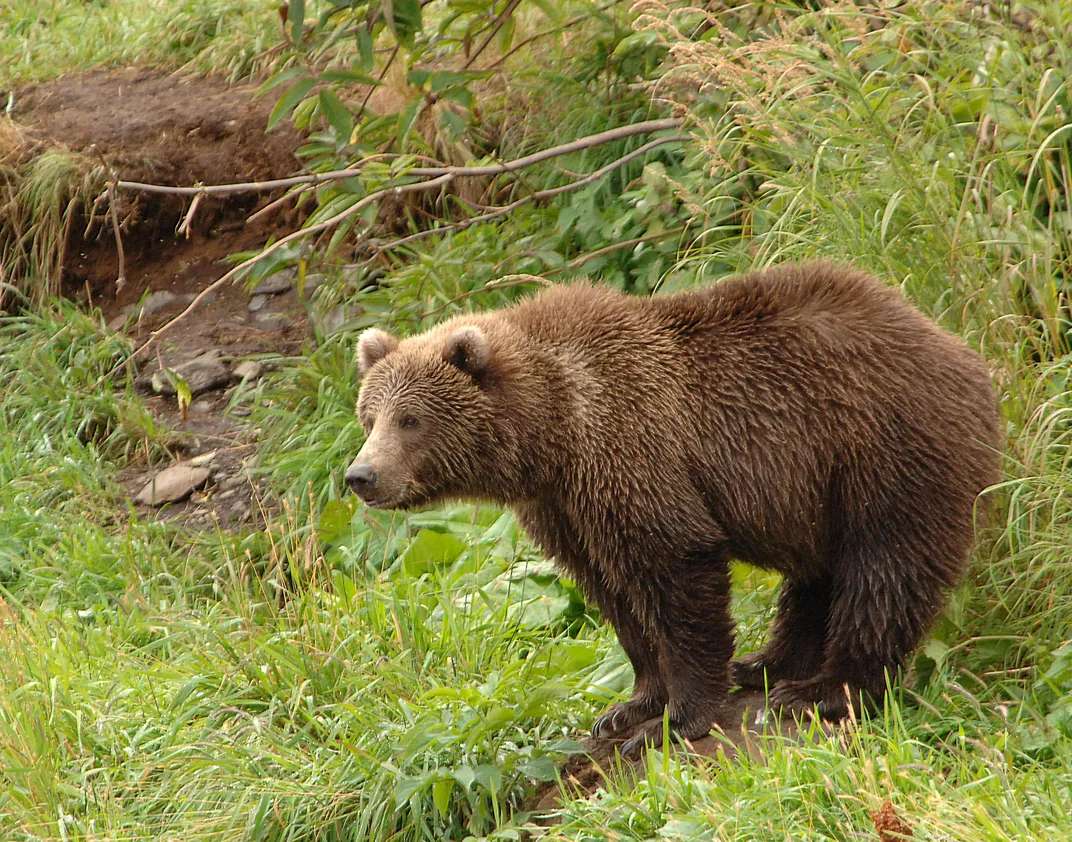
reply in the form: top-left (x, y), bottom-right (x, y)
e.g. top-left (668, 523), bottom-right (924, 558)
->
top-left (344, 463), bottom-right (378, 499)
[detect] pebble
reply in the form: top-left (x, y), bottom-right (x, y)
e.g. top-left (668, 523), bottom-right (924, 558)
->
top-left (251, 272), bottom-right (293, 296)
top-left (248, 294), bottom-right (268, 312)
top-left (145, 352), bottom-right (233, 398)
top-left (135, 464), bottom-right (212, 506)
top-left (233, 360), bottom-right (265, 381)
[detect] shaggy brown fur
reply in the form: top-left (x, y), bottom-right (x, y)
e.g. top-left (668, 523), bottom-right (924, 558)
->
top-left (345, 262), bottom-right (1000, 755)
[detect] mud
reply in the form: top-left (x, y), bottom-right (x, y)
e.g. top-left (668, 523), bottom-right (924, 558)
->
top-left (10, 67), bottom-right (314, 528)
top-left (12, 66), bottom-right (304, 310)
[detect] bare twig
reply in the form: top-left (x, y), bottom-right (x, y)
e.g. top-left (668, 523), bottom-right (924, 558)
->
top-left (567, 225), bottom-right (689, 269)
top-left (424, 274), bottom-right (551, 319)
top-left (106, 182), bottom-right (126, 293)
top-left (100, 119), bottom-right (688, 375)
top-left (176, 193), bottom-right (203, 239)
top-left (352, 134), bottom-right (687, 260)
top-left (463, 0), bottom-right (524, 70)
top-left (120, 172), bottom-right (455, 364)
top-left (115, 118), bottom-right (685, 196)
top-left (483, 0), bottom-right (624, 71)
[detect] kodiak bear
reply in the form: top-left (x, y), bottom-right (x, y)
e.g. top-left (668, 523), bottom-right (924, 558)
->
top-left (345, 262), bottom-right (1000, 755)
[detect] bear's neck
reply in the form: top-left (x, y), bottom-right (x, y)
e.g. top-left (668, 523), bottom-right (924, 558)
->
top-left (480, 340), bottom-right (584, 504)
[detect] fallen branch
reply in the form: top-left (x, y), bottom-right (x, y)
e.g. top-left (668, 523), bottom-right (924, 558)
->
top-left (106, 182), bottom-right (126, 293)
top-left (107, 119), bottom-right (689, 368)
top-left (359, 135), bottom-right (688, 258)
top-left (115, 118), bottom-right (685, 196)
top-left (121, 172), bottom-right (455, 365)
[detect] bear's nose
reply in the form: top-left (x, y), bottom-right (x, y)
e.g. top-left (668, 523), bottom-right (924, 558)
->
top-left (345, 463), bottom-right (378, 498)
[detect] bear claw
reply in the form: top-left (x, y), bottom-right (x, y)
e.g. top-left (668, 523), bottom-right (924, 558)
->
top-left (592, 695), bottom-right (666, 739)
top-left (769, 677), bottom-right (854, 720)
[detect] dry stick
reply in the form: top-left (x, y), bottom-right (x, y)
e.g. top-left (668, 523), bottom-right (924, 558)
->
top-left (566, 224), bottom-right (689, 269)
top-left (106, 182), bottom-right (126, 292)
top-left (462, 0), bottom-right (524, 70)
top-left (119, 172), bottom-right (454, 368)
top-left (347, 135), bottom-right (687, 272)
top-left (108, 124), bottom-right (688, 373)
top-left (176, 192), bottom-right (202, 239)
top-left (361, 135), bottom-right (689, 257)
top-left (482, 0), bottom-right (624, 72)
top-left (115, 118), bottom-right (685, 196)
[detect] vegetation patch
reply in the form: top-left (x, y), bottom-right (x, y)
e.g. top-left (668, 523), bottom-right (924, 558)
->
top-left (0, 0), bottom-right (1071, 840)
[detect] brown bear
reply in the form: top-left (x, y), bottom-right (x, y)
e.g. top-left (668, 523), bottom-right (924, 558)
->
top-left (345, 261), bottom-right (1000, 756)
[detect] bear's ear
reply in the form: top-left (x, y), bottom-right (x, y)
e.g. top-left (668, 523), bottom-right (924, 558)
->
top-left (442, 325), bottom-right (490, 377)
top-left (357, 328), bottom-right (399, 375)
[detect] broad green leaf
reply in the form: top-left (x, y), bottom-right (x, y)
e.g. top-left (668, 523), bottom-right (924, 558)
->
top-left (289, 0), bottom-right (305, 46)
top-left (396, 96), bottom-right (424, 147)
top-left (427, 70), bottom-right (491, 93)
top-left (320, 68), bottom-right (382, 87)
top-left (356, 29), bottom-right (375, 72)
top-left (268, 77), bottom-right (315, 130)
top-left (471, 764), bottom-right (502, 794)
top-left (317, 499), bottom-right (355, 545)
top-left (393, 772), bottom-right (428, 807)
top-left (516, 754), bottom-right (557, 782)
top-left (399, 529), bottom-right (468, 577)
top-left (384, 0), bottom-right (423, 48)
top-left (432, 777), bottom-right (454, 815)
top-left (319, 89), bottom-right (354, 142)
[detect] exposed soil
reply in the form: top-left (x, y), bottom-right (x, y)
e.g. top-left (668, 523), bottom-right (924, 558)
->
top-left (11, 67), bottom-right (316, 528)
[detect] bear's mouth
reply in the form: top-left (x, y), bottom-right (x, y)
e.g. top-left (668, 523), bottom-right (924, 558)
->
top-left (362, 481), bottom-right (416, 510)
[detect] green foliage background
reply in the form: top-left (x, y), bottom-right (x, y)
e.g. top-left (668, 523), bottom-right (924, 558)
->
top-left (1, 1), bottom-right (1072, 840)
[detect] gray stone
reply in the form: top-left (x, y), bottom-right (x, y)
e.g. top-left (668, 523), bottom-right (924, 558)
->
top-left (253, 312), bottom-right (290, 332)
top-left (135, 465), bottom-right (211, 506)
top-left (132, 290), bottom-right (196, 319)
top-left (220, 474), bottom-right (248, 491)
top-left (150, 352), bottom-right (233, 398)
top-left (252, 272), bottom-right (293, 296)
top-left (233, 360), bottom-right (265, 381)
top-left (106, 305), bottom-right (135, 332)
top-left (320, 305), bottom-right (349, 335)
top-left (248, 294), bottom-right (268, 312)
top-left (189, 399), bottom-right (214, 415)
top-left (299, 273), bottom-right (327, 297)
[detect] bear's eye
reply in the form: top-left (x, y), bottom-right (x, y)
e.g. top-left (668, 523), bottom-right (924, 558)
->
top-left (400, 415), bottom-right (419, 429)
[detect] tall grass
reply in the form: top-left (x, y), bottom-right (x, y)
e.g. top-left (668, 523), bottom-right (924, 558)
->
top-left (2, 1), bottom-right (1072, 840)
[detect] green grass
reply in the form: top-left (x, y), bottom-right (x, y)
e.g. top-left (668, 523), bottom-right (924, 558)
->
top-left (0, 0), bottom-right (280, 86)
top-left (1, 0), bottom-right (1072, 840)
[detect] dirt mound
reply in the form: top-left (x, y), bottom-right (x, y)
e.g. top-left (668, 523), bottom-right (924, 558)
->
top-left (11, 67), bottom-right (304, 310)
top-left (9, 67), bottom-right (317, 530)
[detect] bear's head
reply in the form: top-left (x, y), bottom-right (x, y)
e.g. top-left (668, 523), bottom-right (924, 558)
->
top-left (345, 322), bottom-right (502, 510)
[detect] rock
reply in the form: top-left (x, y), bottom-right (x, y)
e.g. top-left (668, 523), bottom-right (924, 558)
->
top-left (253, 312), bottom-right (290, 332)
top-left (299, 273), bottom-right (327, 297)
top-left (220, 474), bottom-right (248, 491)
top-left (135, 465), bottom-right (211, 506)
top-left (248, 294), bottom-right (268, 312)
top-left (189, 399), bottom-right (214, 415)
top-left (320, 304), bottom-right (350, 335)
top-left (131, 290), bottom-right (196, 319)
top-left (149, 352), bottom-right (233, 398)
top-left (252, 272), bottom-right (292, 296)
top-left (107, 305), bottom-right (136, 332)
top-left (233, 360), bottom-right (265, 381)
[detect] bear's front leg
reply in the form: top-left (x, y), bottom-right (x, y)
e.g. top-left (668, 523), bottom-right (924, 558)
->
top-left (620, 564), bottom-right (735, 758)
top-left (591, 592), bottom-right (667, 738)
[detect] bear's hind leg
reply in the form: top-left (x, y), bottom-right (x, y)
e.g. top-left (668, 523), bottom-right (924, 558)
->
top-left (769, 526), bottom-right (956, 719)
top-left (620, 565), bottom-right (734, 757)
top-left (592, 592), bottom-right (668, 738)
top-left (732, 577), bottom-right (831, 690)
